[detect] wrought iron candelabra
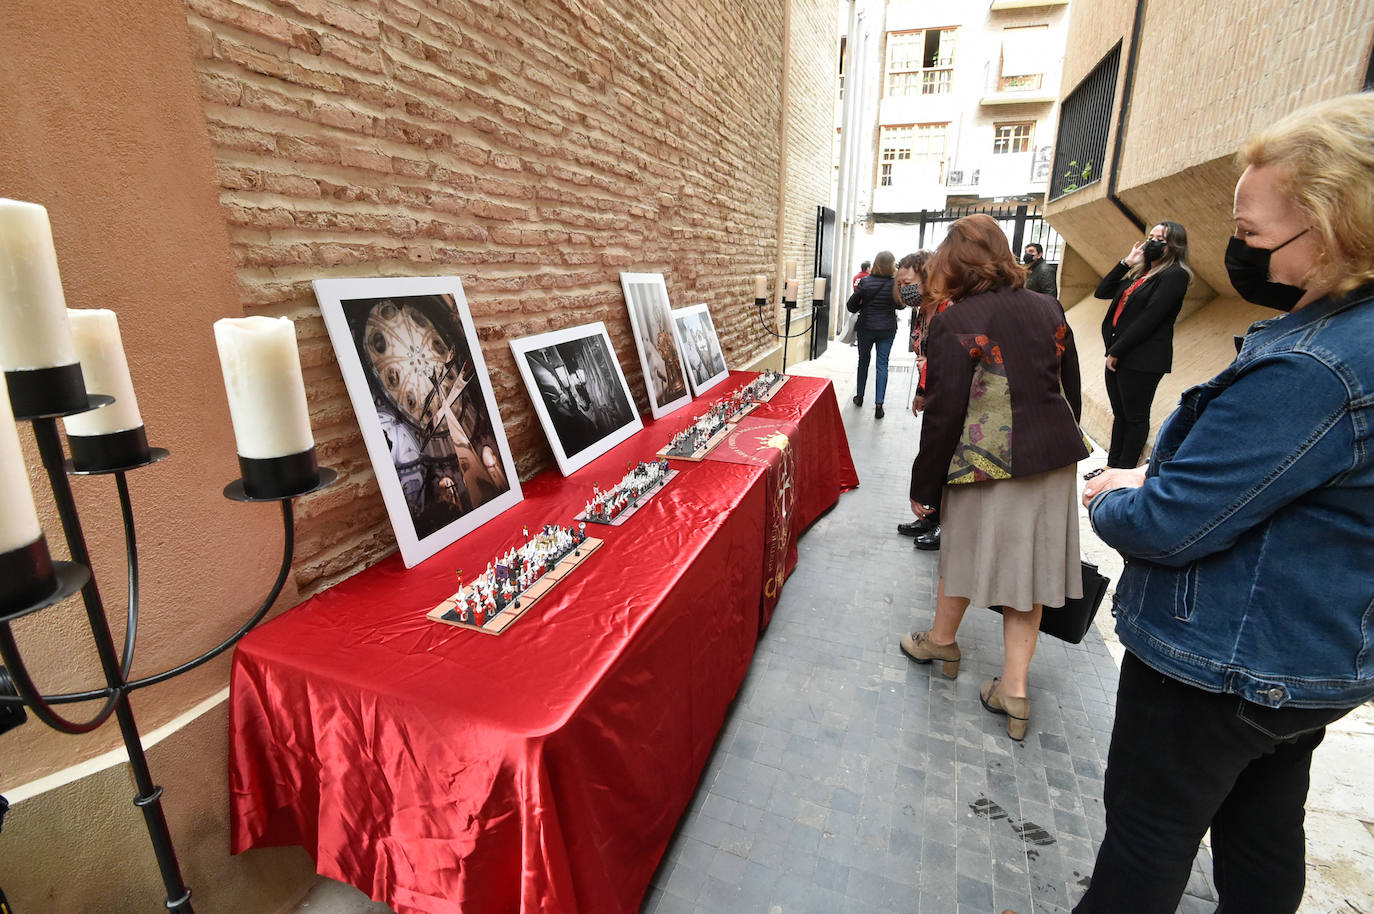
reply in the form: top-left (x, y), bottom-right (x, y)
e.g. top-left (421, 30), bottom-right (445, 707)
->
top-left (0, 362), bottom-right (336, 914)
top-left (751, 289), bottom-right (821, 374)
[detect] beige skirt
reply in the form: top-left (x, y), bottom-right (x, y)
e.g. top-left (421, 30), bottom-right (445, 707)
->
top-left (938, 465), bottom-right (1082, 611)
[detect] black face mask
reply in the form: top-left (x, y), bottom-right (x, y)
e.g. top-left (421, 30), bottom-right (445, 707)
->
top-left (1142, 239), bottom-right (1167, 262)
top-left (1022, 252), bottom-right (1036, 265)
top-left (1224, 229), bottom-right (1309, 312)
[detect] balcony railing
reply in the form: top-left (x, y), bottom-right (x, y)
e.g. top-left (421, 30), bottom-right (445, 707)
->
top-left (980, 60), bottom-right (1055, 105)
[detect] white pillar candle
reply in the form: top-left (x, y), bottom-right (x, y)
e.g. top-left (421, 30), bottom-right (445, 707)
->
top-left (213, 316), bottom-right (314, 459)
top-left (0, 373), bottom-right (43, 554)
top-left (813, 277), bottom-right (827, 300)
top-left (0, 199), bottom-right (78, 371)
top-left (753, 275), bottom-right (767, 299)
top-left (63, 309), bottom-right (143, 436)
top-left (784, 260), bottom-right (797, 279)
top-left (784, 279), bottom-right (799, 301)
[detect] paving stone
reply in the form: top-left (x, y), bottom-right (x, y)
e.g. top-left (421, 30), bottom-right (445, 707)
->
top-left (636, 349), bottom-right (1214, 914)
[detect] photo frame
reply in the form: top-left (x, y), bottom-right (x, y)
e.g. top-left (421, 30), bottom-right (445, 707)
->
top-left (313, 276), bottom-right (523, 568)
top-left (671, 303), bottom-right (730, 395)
top-left (509, 322), bottom-right (643, 476)
top-left (619, 272), bottom-right (692, 418)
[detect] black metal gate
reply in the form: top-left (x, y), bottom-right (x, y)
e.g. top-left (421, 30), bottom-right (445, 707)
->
top-left (871, 204), bottom-right (1063, 263)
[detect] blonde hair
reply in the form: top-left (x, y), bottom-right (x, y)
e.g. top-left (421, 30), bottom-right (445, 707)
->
top-left (1239, 93), bottom-right (1374, 296)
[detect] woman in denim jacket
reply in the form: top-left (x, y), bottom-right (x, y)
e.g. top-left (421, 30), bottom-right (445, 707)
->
top-left (1073, 94), bottom-right (1374, 913)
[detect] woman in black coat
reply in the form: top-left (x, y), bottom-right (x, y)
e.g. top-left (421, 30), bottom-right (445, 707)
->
top-left (1095, 220), bottom-right (1191, 467)
top-left (846, 250), bottom-right (904, 418)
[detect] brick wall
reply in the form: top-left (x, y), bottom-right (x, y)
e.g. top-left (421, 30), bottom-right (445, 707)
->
top-left (779, 0), bottom-right (841, 362)
top-left (183, 0), bottom-right (840, 591)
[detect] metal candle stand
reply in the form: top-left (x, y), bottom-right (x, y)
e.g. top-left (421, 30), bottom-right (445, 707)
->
top-left (752, 292), bottom-right (821, 374)
top-left (0, 363), bottom-right (337, 914)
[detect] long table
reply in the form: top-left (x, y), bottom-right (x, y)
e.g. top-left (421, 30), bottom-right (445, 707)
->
top-left (228, 373), bottom-right (858, 914)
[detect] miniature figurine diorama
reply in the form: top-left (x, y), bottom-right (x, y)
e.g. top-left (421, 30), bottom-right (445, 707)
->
top-left (657, 370), bottom-right (788, 462)
top-left (741, 369), bottom-right (786, 403)
top-left (427, 523), bottom-right (604, 634)
top-left (577, 458), bottom-right (680, 527)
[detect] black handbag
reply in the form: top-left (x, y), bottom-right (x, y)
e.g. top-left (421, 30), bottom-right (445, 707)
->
top-left (990, 561), bottom-right (1111, 644)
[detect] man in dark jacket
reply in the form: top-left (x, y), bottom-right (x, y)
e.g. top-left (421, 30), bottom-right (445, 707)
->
top-left (1023, 244), bottom-right (1058, 299)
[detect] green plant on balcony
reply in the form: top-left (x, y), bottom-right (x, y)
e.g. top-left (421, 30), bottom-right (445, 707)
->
top-left (1057, 159), bottom-right (1097, 197)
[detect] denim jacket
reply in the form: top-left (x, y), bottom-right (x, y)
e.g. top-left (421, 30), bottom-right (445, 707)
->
top-left (1089, 286), bottom-right (1374, 709)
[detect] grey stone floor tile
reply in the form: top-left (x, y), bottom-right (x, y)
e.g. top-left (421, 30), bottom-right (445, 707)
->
top-left (635, 363), bottom-right (1217, 914)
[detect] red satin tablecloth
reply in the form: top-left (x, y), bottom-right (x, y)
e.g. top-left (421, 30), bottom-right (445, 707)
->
top-left (229, 373), bottom-right (858, 914)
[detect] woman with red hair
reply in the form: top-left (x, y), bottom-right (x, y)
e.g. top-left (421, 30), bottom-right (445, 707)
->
top-left (899, 214), bottom-right (1088, 739)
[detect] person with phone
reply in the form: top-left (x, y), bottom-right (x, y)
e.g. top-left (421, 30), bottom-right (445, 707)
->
top-left (1095, 221), bottom-right (1191, 467)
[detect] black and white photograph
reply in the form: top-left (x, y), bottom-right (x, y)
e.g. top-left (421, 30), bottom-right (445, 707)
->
top-left (313, 276), bottom-right (523, 567)
top-left (671, 303), bottom-right (730, 395)
top-left (619, 272), bottom-right (692, 418)
top-left (510, 322), bottom-right (643, 476)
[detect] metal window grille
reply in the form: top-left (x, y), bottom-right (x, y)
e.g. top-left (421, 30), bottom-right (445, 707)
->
top-left (1049, 42), bottom-right (1121, 201)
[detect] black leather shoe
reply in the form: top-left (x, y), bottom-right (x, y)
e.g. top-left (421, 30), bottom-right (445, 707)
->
top-left (852, 395), bottom-right (863, 406)
top-left (875, 404), bottom-right (885, 419)
top-left (897, 518), bottom-right (935, 537)
top-left (914, 525), bottom-right (941, 550)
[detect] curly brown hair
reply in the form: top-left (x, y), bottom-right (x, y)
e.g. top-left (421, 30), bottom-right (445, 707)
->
top-left (923, 214), bottom-right (1026, 303)
top-left (892, 251), bottom-right (933, 307)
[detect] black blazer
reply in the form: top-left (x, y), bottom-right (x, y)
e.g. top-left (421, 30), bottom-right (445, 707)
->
top-left (1096, 261), bottom-right (1189, 374)
top-left (845, 274), bottom-right (901, 333)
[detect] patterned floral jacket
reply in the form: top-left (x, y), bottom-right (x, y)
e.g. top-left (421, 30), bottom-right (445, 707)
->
top-left (909, 286), bottom-right (1088, 509)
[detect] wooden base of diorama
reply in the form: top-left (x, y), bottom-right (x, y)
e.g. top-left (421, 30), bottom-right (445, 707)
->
top-left (427, 537), bottom-right (604, 635)
top-left (657, 422), bottom-right (737, 463)
top-left (750, 374), bottom-right (787, 402)
top-left (577, 469), bottom-right (680, 526)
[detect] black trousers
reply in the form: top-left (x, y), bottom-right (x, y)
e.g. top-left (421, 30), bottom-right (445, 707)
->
top-left (1103, 366), bottom-right (1163, 468)
top-left (1074, 652), bottom-right (1353, 914)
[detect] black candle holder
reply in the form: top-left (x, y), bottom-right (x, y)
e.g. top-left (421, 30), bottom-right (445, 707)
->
top-left (751, 292), bottom-right (820, 374)
top-left (0, 371), bottom-right (337, 914)
top-left (66, 425), bottom-right (168, 474)
top-left (4, 363), bottom-right (94, 419)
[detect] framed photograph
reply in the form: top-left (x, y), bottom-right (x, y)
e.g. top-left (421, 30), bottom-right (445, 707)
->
top-left (671, 303), bottom-right (730, 395)
top-left (509, 322), bottom-right (643, 476)
top-left (619, 272), bottom-right (692, 418)
top-left (313, 276), bottom-right (523, 568)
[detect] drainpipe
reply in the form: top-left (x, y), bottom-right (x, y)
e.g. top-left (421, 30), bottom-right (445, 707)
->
top-left (1106, 0), bottom-right (1147, 232)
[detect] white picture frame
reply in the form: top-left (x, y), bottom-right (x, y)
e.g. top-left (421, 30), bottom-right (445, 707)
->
top-left (509, 322), bottom-right (643, 476)
top-left (670, 303), bottom-right (730, 395)
top-left (313, 276), bottom-right (523, 568)
top-left (619, 272), bottom-right (692, 418)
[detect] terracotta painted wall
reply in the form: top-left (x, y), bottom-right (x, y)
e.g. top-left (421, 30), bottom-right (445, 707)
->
top-left (0, 0), bottom-right (839, 910)
top-left (0, 0), bottom-right (292, 783)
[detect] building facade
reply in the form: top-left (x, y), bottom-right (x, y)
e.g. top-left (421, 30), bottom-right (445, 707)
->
top-left (1045, 0), bottom-right (1374, 450)
top-left (872, 0), bottom-right (1070, 216)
